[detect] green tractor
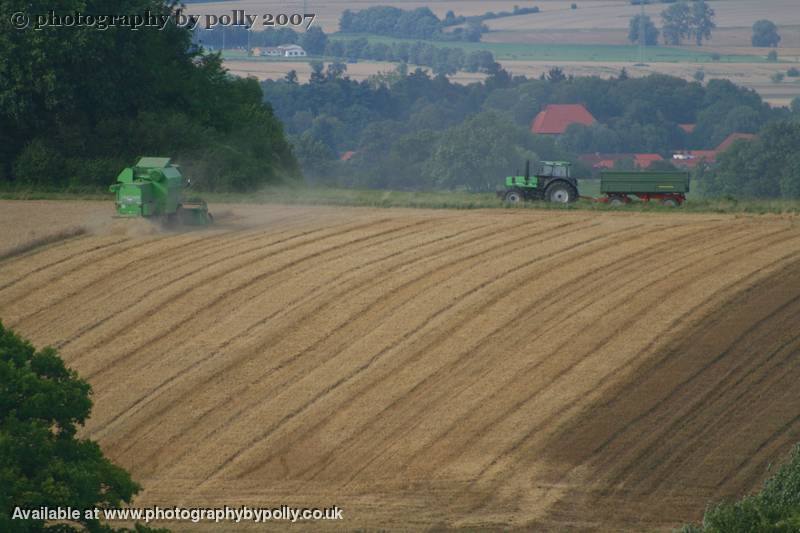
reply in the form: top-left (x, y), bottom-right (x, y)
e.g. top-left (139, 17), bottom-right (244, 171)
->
top-left (497, 160), bottom-right (579, 204)
top-left (109, 157), bottom-right (212, 226)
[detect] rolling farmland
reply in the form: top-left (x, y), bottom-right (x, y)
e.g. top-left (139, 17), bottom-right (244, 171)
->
top-left (2, 201), bottom-right (800, 530)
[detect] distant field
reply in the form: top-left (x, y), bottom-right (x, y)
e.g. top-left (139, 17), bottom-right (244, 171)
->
top-left (332, 33), bottom-right (774, 62)
top-left (204, 0), bottom-right (800, 106)
top-left (224, 54), bottom-right (800, 107)
top-left (188, 0), bottom-right (800, 49)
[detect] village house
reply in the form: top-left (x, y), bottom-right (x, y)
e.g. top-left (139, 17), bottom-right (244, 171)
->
top-left (531, 104), bottom-right (597, 135)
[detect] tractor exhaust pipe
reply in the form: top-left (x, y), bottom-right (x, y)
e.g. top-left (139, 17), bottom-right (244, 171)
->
top-left (525, 160), bottom-right (530, 180)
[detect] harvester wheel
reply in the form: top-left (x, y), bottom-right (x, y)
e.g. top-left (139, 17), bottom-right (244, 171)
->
top-left (504, 190), bottom-right (523, 204)
top-left (546, 183), bottom-right (577, 204)
top-left (661, 198), bottom-right (680, 207)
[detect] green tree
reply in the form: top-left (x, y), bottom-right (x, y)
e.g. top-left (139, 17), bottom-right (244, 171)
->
top-left (751, 19), bottom-right (781, 47)
top-left (0, 322), bottom-right (166, 533)
top-left (424, 110), bottom-right (541, 190)
top-left (683, 444), bottom-right (800, 531)
top-left (628, 14), bottom-right (660, 46)
top-left (0, 0), bottom-right (299, 190)
top-left (709, 121), bottom-right (800, 198)
top-left (693, 69), bottom-right (705, 82)
top-left (300, 26), bottom-right (328, 55)
top-left (791, 97), bottom-right (800, 115)
top-left (689, 0), bottom-right (715, 45)
top-left (661, 2), bottom-right (691, 45)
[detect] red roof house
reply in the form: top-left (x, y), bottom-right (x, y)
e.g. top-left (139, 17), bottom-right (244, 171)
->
top-left (672, 133), bottom-right (756, 169)
top-left (579, 153), bottom-right (663, 170)
top-left (716, 132), bottom-right (756, 153)
top-left (532, 104), bottom-right (596, 135)
top-left (679, 123), bottom-right (696, 134)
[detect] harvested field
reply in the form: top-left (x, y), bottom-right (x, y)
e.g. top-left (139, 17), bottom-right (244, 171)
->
top-left (2, 200), bottom-right (800, 531)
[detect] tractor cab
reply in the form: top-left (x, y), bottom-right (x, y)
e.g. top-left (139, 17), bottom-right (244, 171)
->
top-left (537, 161), bottom-right (571, 179)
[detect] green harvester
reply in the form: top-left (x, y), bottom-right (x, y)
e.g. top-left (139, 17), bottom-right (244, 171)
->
top-left (109, 157), bottom-right (212, 225)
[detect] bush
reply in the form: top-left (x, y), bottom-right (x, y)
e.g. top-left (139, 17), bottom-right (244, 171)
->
top-left (767, 50), bottom-right (778, 62)
top-left (694, 69), bottom-right (706, 82)
top-left (711, 52), bottom-right (721, 61)
top-left (772, 72), bottom-right (785, 83)
top-left (787, 67), bottom-right (800, 78)
top-left (684, 444), bottom-right (800, 532)
top-left (12, 139), bottom-right (65, 188)
top-left (0, 322), bottom-right (167, 533)
top-left (571, 3), bottom-right (578, 9)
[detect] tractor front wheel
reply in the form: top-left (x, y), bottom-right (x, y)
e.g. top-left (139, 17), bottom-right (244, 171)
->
top-left (504, 190), bottom-right (524, 204)
top-left (546, 183), bottom-right (577, 204)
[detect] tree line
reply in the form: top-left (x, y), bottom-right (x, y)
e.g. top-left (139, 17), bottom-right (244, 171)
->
top-left (339, 6), bottom-right (486, 42)
top-left (262, 64), bottom-right (797, 194)
top-left (1, 0), bottom-right (300, 191)
top-left (337, 4), bottom-right (544, 43)
top-left (628, 0), bottom-right (715, 46)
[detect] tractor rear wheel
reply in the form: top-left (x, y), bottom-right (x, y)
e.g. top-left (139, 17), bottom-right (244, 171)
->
top-left (546, 183), bottom-right (577, 204)
top-left (504, 190), bottom-right (524, 204)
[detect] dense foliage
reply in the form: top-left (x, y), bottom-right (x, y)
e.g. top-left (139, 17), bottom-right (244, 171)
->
top-left (339, 6), bottom-right (486, 42)
top-left (0, 0), bottom-right (299, 191)
top-left (0, 322), bottom-right (164, 532)
top-left (706, 120), bottom-right (800, 198)
top-left (751, 19), bottom-right (781, 48)
top-left (661, 0), bottom-right (715, 45)
top-left (261, 65), bottom-right (786, 190)
top-left (628, 14), bottom-right (660, 46)
top-left (325, 40), bottom-right (498, 75)
top-left (681, 444), bottom-right (800, 532)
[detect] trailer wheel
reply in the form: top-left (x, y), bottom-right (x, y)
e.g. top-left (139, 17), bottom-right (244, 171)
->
top-left (504, 190), bottom-right (523, 204)
top-left (661, 198), bottom-right (680, 207)
top-left (609, 195), bottom-right (627, 207)
top-left (546, 183), bottom-right (576, 204)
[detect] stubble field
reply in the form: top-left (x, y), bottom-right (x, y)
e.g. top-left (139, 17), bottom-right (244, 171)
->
top-left (2, 200), bottom-right (800, 531)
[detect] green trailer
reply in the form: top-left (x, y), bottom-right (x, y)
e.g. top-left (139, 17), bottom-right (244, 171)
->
top-left (599, 170), bottom-right (690, 206)
top-left (109, 157), bottom-right (212, 225)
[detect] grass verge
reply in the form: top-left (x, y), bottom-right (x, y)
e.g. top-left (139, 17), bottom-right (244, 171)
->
top-left (2, 185), bottom-right (800, 215)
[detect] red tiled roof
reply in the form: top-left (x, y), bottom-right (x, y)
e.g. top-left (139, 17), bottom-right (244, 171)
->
top-left (579, 153), bottom-right (663, 169)
top-left (340, 151), bottom-right (356, 161)
top-left (532, 104), bottom-right (596, 135)
top-left (633, 154), bottom-right (664, 168)
top-left (716, 133), bottom-right (756, 153)
top-left (679, 123), bottom-right (696, 134)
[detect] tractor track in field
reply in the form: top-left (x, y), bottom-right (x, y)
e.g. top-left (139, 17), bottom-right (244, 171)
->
top-left (71, 217), bottom-right (404, 373)
top-left (93, 217), bottom-right (479, 447)
top-left (103, 219), bottom-right (504, 454)
top-left (2, 200), bottom-right (800, 531)
top-left (136, 218), bottom-right (595, 487)
top-left (183, 219), bottom-right (612, 489)
top-left (360, 223), bottom-right (745, 486)
top-left (467, 231), bottom-right (800, 513)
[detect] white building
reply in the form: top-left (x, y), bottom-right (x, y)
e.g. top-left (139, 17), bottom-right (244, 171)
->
top-left (277, 44), bottom-right (307, 57)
